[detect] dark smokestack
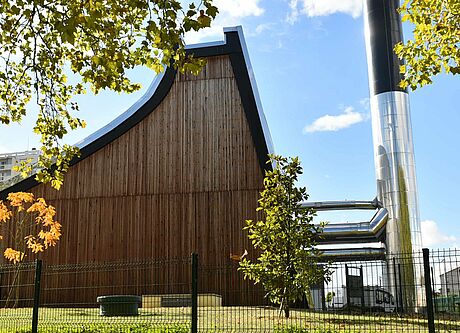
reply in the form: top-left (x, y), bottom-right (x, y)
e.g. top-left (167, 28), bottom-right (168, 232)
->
top-left (365, 0), bottom-right (406, 95)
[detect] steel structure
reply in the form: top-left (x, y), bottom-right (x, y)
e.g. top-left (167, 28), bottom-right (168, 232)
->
top-left (363, 0), bottom-right (422, 255)
top-left (301, 200), bottom-right (388, 245)
top-left (309, 0), bottom-right (423, 310)
top-left (364, 0), bottom-right (422, 310)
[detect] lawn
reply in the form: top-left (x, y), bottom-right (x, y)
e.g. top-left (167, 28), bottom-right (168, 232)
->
top-left (1, 306), bottom-right (460, 333)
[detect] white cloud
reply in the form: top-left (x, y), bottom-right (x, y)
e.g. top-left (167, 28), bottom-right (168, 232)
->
top-left (288, 0), bottom-right (362, 22)
top-left (303, 106), bottom-right (365, 133)
top-left (422, 220), bottom-right (457, 247)
top-left (214, 0), bottom-right (264, 18)
top-left (254, 23), bottom-right (274, 35)
top-left (185, 0), bottom-right (264, 44)
top-left (286, 0), bottom-right (300, 24)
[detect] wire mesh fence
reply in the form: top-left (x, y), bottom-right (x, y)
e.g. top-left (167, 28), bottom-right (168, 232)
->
top-left (0, 249), bottom-right (460, 332)
top-left (0, 261), bottom-right (36, 333)
top-left (429, 248), bottom-right (460, 332)
top-left (1, 257), bottom-right (191, 333)
top-left (196, 251), bottom-right (431, 332)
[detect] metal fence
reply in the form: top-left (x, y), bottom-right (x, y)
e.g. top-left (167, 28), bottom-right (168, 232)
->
top-left (1, 248), bottom-right (460, 332)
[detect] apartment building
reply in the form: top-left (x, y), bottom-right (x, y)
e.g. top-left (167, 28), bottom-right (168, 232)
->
top-left (0, 149), bottom-right (40, 184)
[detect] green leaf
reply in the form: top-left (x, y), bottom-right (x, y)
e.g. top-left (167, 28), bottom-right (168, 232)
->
top-left (396, 0), bottom-right (459, 90)
top-left (0, 0), bottom-right (218, 188)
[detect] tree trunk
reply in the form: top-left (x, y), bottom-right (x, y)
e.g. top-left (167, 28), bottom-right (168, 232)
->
top-left (284, 304), bottom-right (290, 318)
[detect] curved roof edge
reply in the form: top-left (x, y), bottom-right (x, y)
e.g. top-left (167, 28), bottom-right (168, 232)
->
top-left (0, 26), bottom-right (273, 197)
top-left (223, 26), bottom-right (274, 156)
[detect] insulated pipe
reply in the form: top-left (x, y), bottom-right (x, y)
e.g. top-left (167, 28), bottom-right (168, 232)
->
top-left (300, 198), bottom-right (381, 211)
top-left (364, 0), bottom-right (423, 309)
top-left (316, 207), bottom-right (388, 244)
top-left (364, 0), bottom-right (422, 254)
top-left (319, 247), bottom-right (386, 262)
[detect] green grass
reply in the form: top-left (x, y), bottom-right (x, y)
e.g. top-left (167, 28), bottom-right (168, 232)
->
top-left (6, 324), bottom-right (188, 333)
top-left (1, 306), bottom-right (460, 333)
top-left (0, 308), bottom-right (189, 333)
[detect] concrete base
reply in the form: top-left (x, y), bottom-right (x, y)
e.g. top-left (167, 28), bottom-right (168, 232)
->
top-left (142, 293), bottom-right (222, 308)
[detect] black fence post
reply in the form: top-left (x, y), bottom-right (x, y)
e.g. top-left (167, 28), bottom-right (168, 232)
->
top-left (32, 259), bottom-right (43, 333)
top-left (344, 264), bottom-right (349, 312)
top-left (393, 257), bottom-right (399, 313)
top-left (191, 253), bottom-right (198, 333)
top-left (397, 263), bottom-right (404, 313)
top-left (359, 266), bottom-right (365, 313)
top-left (431, 266), bottom-right (438, 313)
top-left (422, 248), bottom-right (435, 333)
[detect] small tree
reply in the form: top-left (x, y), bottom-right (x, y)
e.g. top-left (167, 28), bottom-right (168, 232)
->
top-left (0, 192), bottom-right (61, 307)
top-left (239, 155), bottom-right (330, 318)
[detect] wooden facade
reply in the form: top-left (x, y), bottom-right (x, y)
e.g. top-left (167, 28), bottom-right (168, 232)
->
top-left (0, 28), bottom-right (272, 306)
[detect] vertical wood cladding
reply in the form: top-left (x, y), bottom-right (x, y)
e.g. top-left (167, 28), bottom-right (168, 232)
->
top-left (2, 55), bottom-right (266, 305)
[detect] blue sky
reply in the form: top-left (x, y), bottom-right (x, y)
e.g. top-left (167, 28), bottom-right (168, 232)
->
top-left (0, 0), bottom-right (458, 248)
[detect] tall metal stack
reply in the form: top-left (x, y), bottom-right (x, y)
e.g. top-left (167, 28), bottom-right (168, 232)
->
top-left (363, 0), bottom-right (423, 309)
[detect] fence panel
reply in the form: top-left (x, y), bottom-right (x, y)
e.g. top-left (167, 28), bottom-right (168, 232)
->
top-left (195, 251), bottom-right (437, 332)
top-left (429, 248), bottom-right (460, 332)
top-left (38, 257), bottom-right (191, 332)
top-left (14, 257), bottom-right (191, 333)
top-left (0, 261), bottom-right (36, 333)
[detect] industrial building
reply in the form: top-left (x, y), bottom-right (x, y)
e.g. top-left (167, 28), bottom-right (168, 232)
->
top-left (0, 0), bottom-right (424, 310)
top-left (0, 27), bottom-right (271, 305)
top-left (440, 267), bottom-right (460, 296)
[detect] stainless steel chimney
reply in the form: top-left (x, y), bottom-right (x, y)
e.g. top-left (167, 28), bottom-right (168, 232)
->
top-left (363, 0), bottom-right (423, 310)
